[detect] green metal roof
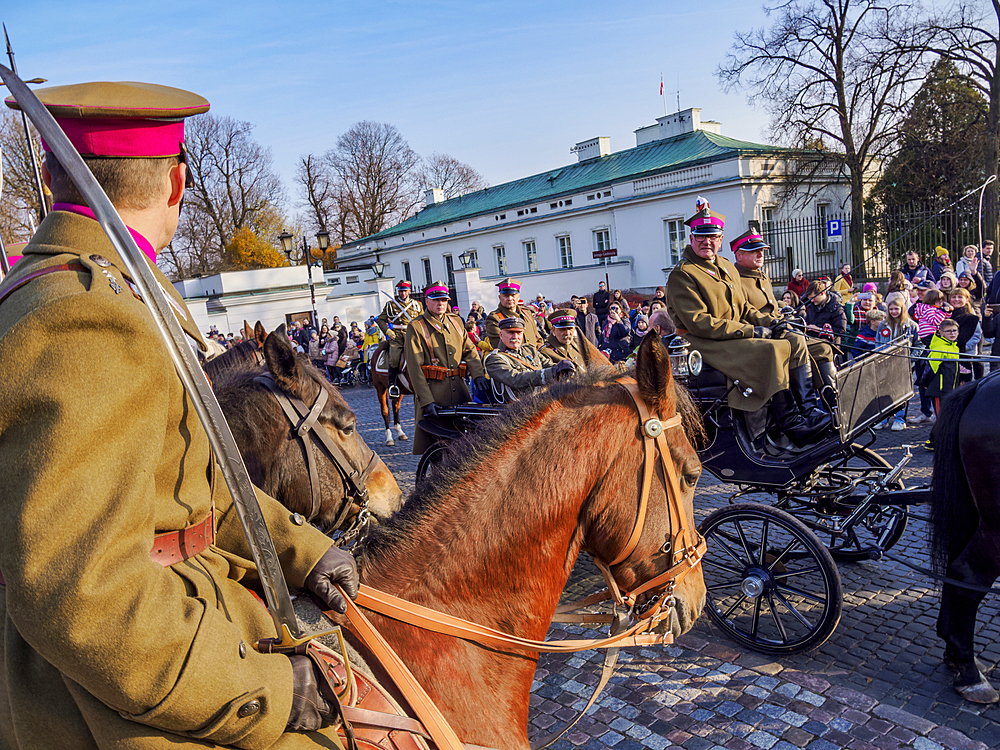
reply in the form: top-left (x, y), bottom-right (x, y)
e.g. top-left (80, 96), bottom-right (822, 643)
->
top-left (345, 130), bottom-right (785, 248)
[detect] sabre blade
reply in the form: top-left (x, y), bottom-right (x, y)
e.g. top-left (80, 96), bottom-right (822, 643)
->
top-left (0, 64), bottom-right (304, 646)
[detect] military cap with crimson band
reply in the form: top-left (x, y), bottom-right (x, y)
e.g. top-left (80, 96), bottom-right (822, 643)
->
top-left (548, 310), bottom-right (576, 328)
top-left (424, 281), bottom-right (450, 299)
top-left (496, 278), bottom-right (521, 294)
top-left (730, 229), bottom-right (769, 254)
top-left (498, 316), bottom-right (526, 331)
top-left (395, 280), bottom-right (412, 290)
top-left (684, 196), bottom-right (725, 235)
top-left (4, 81), bottom-right (210, 158)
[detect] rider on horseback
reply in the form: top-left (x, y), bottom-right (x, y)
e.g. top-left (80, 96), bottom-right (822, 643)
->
top-left (378, 279), bottom-right (423, 398)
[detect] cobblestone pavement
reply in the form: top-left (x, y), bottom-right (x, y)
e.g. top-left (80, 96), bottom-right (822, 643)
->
top-left (338, 383), bottom-right (999, 750)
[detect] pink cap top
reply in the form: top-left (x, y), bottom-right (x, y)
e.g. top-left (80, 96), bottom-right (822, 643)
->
top-left (689, 215), bottom-right (725, 230)
top-left (43, 117), bottom-right (186, 158)
top-left (424, 284), bottom-right (450, 298)
top-left (53, 203), bottom-right (158, 263)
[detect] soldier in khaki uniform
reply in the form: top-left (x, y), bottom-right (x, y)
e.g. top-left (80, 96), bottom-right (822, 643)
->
top-left (667, 199), bottom-right (830, 446)
top-left (484, 277), bottom-right (542, 349)
top-left (405, 280), bottom-right (487, 454)
top-left (0, 82), bottom-right (359, 749)
top-left (539, 309), bottom-right (589, 369)
top-left (484, 317), bottom-right (575, 400)
top-left (731, 228), bottom-right (839, 395)
top-left (376, 279), bottom-right (423, 397)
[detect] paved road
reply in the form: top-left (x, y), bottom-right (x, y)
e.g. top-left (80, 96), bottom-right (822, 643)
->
top-left (339, 382), bottom-right (998, 750)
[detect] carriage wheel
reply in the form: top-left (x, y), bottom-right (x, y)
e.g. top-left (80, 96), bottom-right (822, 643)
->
top-left (699, 503), bottom-right (842, 655)
top-left (777, 444), bottom-right (909, 562)
top-left (415, 441), bottom-right (451, 483)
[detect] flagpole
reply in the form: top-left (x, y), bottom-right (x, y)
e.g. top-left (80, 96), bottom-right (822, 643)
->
top-left (661, 73), bottom-right (666, 116)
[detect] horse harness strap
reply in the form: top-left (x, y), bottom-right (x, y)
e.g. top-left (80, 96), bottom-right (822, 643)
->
top-left (254, 373), bottom-right (377, 529)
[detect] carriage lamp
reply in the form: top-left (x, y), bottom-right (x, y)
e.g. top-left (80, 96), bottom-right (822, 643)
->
top-left (667, 336), bottom-right (702, 379)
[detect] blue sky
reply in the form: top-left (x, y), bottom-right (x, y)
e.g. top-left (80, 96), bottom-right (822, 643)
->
top-left (4, 1), bottom-right (772, 203)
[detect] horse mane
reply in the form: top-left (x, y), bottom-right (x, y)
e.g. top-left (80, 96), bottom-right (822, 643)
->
top-left (358, 368), bottom-right (703, 568)
top-left (204, 339), bottom-right (264, 381)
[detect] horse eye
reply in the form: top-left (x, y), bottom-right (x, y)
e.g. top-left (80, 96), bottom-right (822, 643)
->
top-left (342, 423), bottom-right (355, 436)
top-left (683, 471), bottom-right (700, 487)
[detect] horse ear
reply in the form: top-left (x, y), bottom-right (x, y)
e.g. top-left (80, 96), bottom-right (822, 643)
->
top-left (264, 327), bottom-right (306, 398)
top-left (580, 335), bottom-right (612, 369)
top-left (635, 333), bottom-right (677, 417)
top-left (254, 321), bottom-right (267, 348)
top-left (243, 320), bottom-right (252, 340)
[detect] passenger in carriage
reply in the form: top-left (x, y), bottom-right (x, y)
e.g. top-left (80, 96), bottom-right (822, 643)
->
top-left (666, 199), bottom-right (831, 447)
top-left (484, 316), bottom-right (575, 400)
top-left (539, 308), bottom-right (589, 368)
top-left (731, 229), bottom-right (839, 399)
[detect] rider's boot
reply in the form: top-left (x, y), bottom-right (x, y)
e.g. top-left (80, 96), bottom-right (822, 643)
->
top-left (771, 389), bottom-right (829, 447)
top-left (816, 361), bottom-right (839, 410)
top-left (387, 366), bottom-right (401, 398)
top-left (790, 364), bottom-right (832, 427)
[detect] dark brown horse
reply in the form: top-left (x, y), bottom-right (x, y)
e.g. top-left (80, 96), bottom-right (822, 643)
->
top-left (209, 327), bottom-right (405, 533)
top-left (930, 375), bottom-right (1000, 704)
top-left (344, 333), bottom-right (707, 748)
top-left (370, 340), bottom-right (411, 446)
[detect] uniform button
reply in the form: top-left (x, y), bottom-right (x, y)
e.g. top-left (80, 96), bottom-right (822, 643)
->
top-left (237, 700), bottom-right (260, 718)
top-left (238, 640), bottom-right (247, 658)
top-left (89, 254), bottom-right (111, 267)
top-left (290, 513), bottom-right (305, 526)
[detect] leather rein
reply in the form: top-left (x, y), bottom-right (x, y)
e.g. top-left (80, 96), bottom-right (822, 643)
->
top-left (254, 373), bottom-right (378, 538)
top-left (336, 376), bottom-right (707, 750)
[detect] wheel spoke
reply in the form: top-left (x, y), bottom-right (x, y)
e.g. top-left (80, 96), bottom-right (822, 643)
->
top-left (750, 593), bottom-right (763, 639)
top-left (706, 580), bottom-right (745, 593)
top-left (774, 581), bottom-right (828, 605)
top-left (765, 593), bottom-right (790, 643)
top-left (721, 593), bottom-right (750, 620)
top-left (770, 589), bottom-right (815, 629)
top-left (733, 520), bottom-right (757, 564)
top-left (711, 532), bottom-right (753, 568)
top-left (703, 557), bottom-right (747, 575)
top-left (757, 518), bottom-right (771, 567)
top-left (772, 563), bottom-right (822, 581)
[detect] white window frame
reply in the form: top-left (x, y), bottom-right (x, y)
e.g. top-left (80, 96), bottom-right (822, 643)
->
top-left (444, 254), bottom-right (455, 287)
top-left (495, 245), bottom-right (507, 275)
top-left (557, 235), bottom-right (573, 269)
top-left (663, 218), bottom-right (686, 267)
top-left (422, 257), bottom-right (433, 286)
top-left (593, 228), bottom-right (611, 267)
top-left (402, 261), bottom-right (411, 283)
top-left (523, 240), bottom-right (538, 273)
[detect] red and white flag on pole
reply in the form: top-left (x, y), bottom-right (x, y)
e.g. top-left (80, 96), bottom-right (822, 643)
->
top-left (660, 74), bottom-right (663, 95)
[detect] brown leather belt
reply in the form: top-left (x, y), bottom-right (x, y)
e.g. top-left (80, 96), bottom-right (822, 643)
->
top-left (0, 514), bottom-right (214, 585)
top-left (420, 363), bottom-right (468, 380)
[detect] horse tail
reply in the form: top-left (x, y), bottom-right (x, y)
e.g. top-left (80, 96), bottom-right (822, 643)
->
top-left (930, 381), bottom-right (981, 576)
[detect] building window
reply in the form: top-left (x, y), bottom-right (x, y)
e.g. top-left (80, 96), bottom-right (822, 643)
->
top-left (523, 241), bottom-right (537, 272)
top-left (444, 254), bottom-right (455, 287)
top-left (558, 235), bottom-right (573, 269)
top-left (331, 277), bottom-right (341, 286)
top-left (346, 275), bottom-right (359, 284)
top-left (663, 219), bottom-right (686, 266)
top-left (761, 207), bottom-right (777, 256)
top-left (402, 261), bottom-right (411, 283)
top-left (467, 249), bottom-right (479, 268)
top-left (594, 228), bottom-right (611, 266)
top-left (817, 203), bottom-right (829, 253)
top-left (422, 258), bottom-right (433, 286)
top-left (495, 245), bottom-right (507, 275)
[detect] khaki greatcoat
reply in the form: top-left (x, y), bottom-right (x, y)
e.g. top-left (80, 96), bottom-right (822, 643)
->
top-left (539, 330), bottom-right (588, 369)
top-left (0, 211), bottom-right (340, 749)
top-left (667, 246), bottom-right (788, 412)
top-left (484, 305), bottom-right (541, 350)
top-left (737, 265), bottom-right (836, 365)
top-left (376, 296), bottom-right (423, 368)
top-left (404, 310), bottom-right (485, 454)
top-left (483, 344), bottom-right (556, 397)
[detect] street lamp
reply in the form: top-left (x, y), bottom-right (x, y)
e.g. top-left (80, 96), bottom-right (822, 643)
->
top-left (459, 250), bottom-right (472, 269)
top-left (372, 261), bottom-right (385, 278)
top-left (280, 229), bottom-right (329, 329)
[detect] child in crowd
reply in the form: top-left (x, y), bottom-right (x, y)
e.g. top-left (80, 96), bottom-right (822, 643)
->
top-left (910, 289), bottom-right (950, 423)
top-left (853, 308), bottom-right (884, 358)
top-left (875, 292), bottom-right (920, 430)
top-left (922, 318), bottom-right (962, 449)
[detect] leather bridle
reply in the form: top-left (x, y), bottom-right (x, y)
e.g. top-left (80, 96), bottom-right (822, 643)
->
top-left (254, 373), bottom-right (378, 536)
top-left (335, 376), bottom-right (707, 750)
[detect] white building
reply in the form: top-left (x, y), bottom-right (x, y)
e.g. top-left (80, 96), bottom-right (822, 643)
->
top-left (175, 108), bottom-right (850, 334)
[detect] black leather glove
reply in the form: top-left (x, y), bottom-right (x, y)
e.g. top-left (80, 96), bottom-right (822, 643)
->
top-left (304, 546), bottom-right (358, 614)
top-left (770, 319), bottom-right (789, 338)
top-left (752, 326), bottom-right (771, 339)
top-left (474, 377), bottom-right (489, 394)
top-left (287, 655), bottom-right (335, 731)
top-left (553, 359), bottom-right (576, 379)
top-left (423, 402), bottom-right (440, 419)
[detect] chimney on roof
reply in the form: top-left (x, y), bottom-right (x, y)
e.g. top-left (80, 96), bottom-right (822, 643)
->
top-left (424, 187), bottom-right (445, 206)
top-left (570, 137), bottom-right (611, 163)
top-left (635, 108), bottom-right (722, 146)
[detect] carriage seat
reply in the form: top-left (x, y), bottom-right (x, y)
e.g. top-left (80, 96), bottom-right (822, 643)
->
top-left (685, 363), bottom-right (731, 402)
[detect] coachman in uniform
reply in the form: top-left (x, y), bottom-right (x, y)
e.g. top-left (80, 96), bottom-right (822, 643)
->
top-left (666, 198), bottom-right (831, 446)
top-left (404, 280), bottom-right (487, 454)
top-left (731, 228), bottom-right (839, 399)
top-left (539, 309), bottom-right (589, 369)
top-left (484, 277), bottom-right (541, 350)
top-left (484, 316), bottom-right (575, 400)
top-left (376, 279), bottom-right (423, 397)
top-left (0, 82), bottom-right (359, 748)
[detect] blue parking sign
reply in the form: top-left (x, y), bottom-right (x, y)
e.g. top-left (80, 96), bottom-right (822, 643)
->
top-left (827, 219), bottom-right (842, 243)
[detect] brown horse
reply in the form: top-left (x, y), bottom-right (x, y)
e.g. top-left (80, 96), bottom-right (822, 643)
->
top-left (370, 340), bottom-right (411, 446)
top-left (209, 326), bottom-right (405, 533)
top-left (344, 333), bottom-right (706, 749)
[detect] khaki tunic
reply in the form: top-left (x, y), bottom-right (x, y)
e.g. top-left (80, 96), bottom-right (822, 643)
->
top-left (404, 310), bottom-right (485, 454)
top-left (376, 296), bottom-right (423, 368)
top-left (737, 265), bottom-right (836, 365)
top-left (539, 330), bottom-right (588, 369)
top-left (484, 305), bottom-right (541, 349)
top-left (667, 246), bottom-right (790, 412)
top-left (0, 211), bottom-right (339, 749)
top-left (484, 344), bottom-right (556, 397)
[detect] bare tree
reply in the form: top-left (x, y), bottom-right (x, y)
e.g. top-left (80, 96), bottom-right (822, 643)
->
top-left (416, 153), bottom-right (488, 200)
top-left (167, 114), bottom-right (287, 278)
top-left (295, 153), bottom-right (337, 234)
top-left (0, 109), bottom-right (47, 245)
top-left (718, 0), bottom-right (937, 264)
top-left (325, 121), bottom-right (421, 242)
